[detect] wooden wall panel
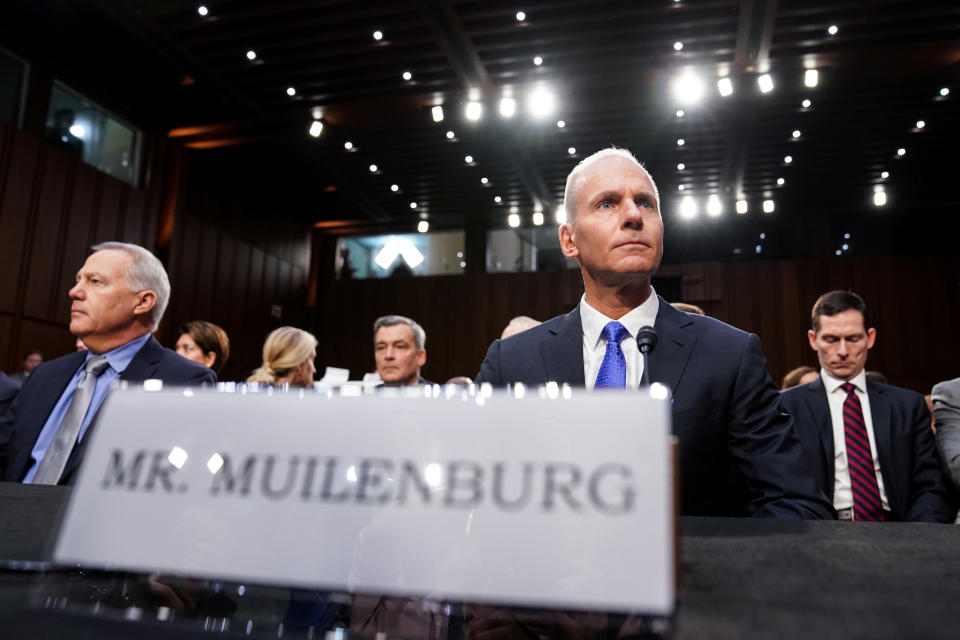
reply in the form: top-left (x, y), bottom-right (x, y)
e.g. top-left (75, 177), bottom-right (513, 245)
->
top-left (53, 164), bottom-right (96, 324)
top-left (123, 187), bottom-right (145, 244)
top-left (22, 151), bottom-right (68, 319)
top-left (94, 177), bottom-right (121, 244)
top-left (0, 134), bottom-right (40, 313)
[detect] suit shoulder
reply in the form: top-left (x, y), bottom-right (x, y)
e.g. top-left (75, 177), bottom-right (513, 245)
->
top-left (871, 381), bottom-right (926, 406)
top-left (932, 377), bottom-right (960, 399)
top-left (499, 313), bottom-right (570, 350)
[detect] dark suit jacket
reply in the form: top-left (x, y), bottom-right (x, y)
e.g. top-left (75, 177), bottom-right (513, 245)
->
top-left (780, 377), bottom-right (955, 522)
top-left (0, 335), bottom-right (216, 484)
top-left (476, 298), bottom-right (834, 519)
top-left (0, 372), bottom-right (19, 421)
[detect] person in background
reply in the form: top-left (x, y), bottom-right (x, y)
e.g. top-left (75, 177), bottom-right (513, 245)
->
top-left (500, 316), bottom-right (541, 340)
top-left (373, 315), bottom-right (431, 386)
top-left (176, 320), bottom-right (230, 379)
top-left (671, 302), bottom-right (705, 315)
top-left (932, 377), bottom-right (960, 502)
top-left (0, 371), bottom-right (19, 420)
top-left (247, 327), bottom-right (317, 387)
top-left (782, 365), bottom-right (819, 390)
top-left (866, 370), bottom-right (888, 385)
top-left (10, 350), bottom-right (42, 385)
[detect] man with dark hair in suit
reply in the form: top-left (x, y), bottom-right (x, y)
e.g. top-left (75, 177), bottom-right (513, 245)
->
top-left (0, 242), bottom-right (215, 484)
top-left (780, 290), bottom-right (954, 522)
top-left (475, 147), bottom-right (832, 519)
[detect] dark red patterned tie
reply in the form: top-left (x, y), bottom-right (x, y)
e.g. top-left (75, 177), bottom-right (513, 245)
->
top-left (842, 383), bottom-right (884, 521)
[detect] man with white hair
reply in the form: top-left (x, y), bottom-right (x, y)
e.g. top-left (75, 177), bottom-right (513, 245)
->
top-left (0, 242), bottom-right (215, 484)
top-left (476, 148), bottom-right (833, 519)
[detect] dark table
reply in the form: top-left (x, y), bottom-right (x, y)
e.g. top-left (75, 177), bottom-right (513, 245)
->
top-left (1, 483), bottom-right (958, 639)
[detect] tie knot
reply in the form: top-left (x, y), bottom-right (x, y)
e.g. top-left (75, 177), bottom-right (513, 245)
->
top-left (601, 321), bottom-right (630, 345)
top-left (85, 355), bottom-right (110, 377)
top-left (841, 382), bottom-right (857, 396)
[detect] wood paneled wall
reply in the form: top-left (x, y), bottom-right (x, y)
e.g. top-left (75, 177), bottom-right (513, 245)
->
top-left (312, 255), bottom-right (960, 394)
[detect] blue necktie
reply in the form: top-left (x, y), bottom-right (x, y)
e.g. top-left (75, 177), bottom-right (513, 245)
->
top-left (594, 321), bottom-right (629, 389)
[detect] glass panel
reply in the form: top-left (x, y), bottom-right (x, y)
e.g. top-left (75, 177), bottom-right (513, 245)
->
top-left (46, 82), bottom-right (140, 186)
top-left (486, 227), bottom-right (576, 273)
top-left (335, 231), bottom-right (465, 279)
top-left (0, 47), bottom-right (26, 126)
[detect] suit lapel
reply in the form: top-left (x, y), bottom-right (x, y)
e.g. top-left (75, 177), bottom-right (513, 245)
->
top-left (119, 335), bottom-right (163, 382)
top-left (540, 307), bottom-right (586, 386)
top-left (866, 382), bottom-right (897, 509)
top-left (806, 377), bottom-right (836, 499)
top-left (649, 298), bottom-right (695, 392)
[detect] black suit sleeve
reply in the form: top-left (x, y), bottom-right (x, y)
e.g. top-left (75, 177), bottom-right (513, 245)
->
top-left (474, 339), bottom-right (502, 386)
top-left (903, 396), bottom-right (956, 522)
top-left (729, 334), bottom-right (835, 519)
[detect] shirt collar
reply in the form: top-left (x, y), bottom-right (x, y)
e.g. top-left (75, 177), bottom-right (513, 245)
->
top-left (821, 368), bottom-right (867, 395)
top-left (580, 288), bottom-right (659, 347)
top-left (84, 333), bottom-right (151, 376)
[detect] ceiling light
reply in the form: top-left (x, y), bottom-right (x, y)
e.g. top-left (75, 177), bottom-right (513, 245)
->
top-left (446, 130), bottom-right (455, 139)
top-left (499, 97), bottom-right (517, 117)
top-left (717, 77), bottom-right (733, 97)
top-left (760, 233), bottom-right (766, 240)
top-left (516, 11), bottom-right (526, 21)
top-left (465, 101), bottom-right (483, 121)
top-left (556, 207), bottom-right (567, 224)
top-left (568, 147), bottom-right (576, 155)
top-left (881, 171), bottom-right (889, 179)
top-left (402, 71), bottom-right (412, 81)
top-left (916, 120), bottom-right (925, 129)
top-left (827, 25), bottom-right (838, 36)
top-left (844, 233), bottom-right (851, 239)
top-left (481, 177), bottom-right (489, 184)
top-left (344, 141), bottom-right (353, 150)
top-left (418, 220), bottom-right (429, 233)
top-left (432, 106), bottom-right (444, 122)
top-left (792, 129), bottom-right (801, 138)
top-left (556, 120), bottom-right (565, 128)
top-left (390, 184), bottom-right (399, 192)
top-left (897, 147), bottom-right (906, 156)
top-left (494, 196), bottom-right (502, 203)
top-left (940, 87), bottom-right (950, 97)
top-left (285, 87), bottom-right (297, 97)
top-left (758, 74), bottom-right (774, 93)
top-left (736, 199), bottom-right (748, 214)
top-left (784, 155), bottom-right (793, 164)
top-left (373, 30), bottom-right (383, 41)
top-left (762, 199), bottom-right (775, 214)
top-left (802, 99), bottom-right (812, 108)
top-left (677, 163), bottom-right (685, 170)
top-left (873, 189), bottom-right (887, 207)
top-left (409, 202), bottom-right (417, 209)
top-left (197, 5), bottom-right (209, 16)
top-left (527, 85), bottom-right (557, 118)
top-left (706, 194), bottom-right (722, 217)
top-left (804, 69), bottom-right (819, 87)
top-left (246, 50), bottom-right (257, 60)
top-left (673, 41), bottom-right (684, 51)
top-left (465, 155), bottom-right (474, 163)
top-left (677, 138), bottom-right (685, 146)
top-left (678, 185), bottom-right (686, 191)
top-left (680, 196), bottom-right (698, 219)
top-left (676, 109), bottom-right (685, 118)
top-left (672, 70), bottom-right (705, 105)
top-left (533, 56), bottom-right (543, 66)
top-left (532, 211), bottom-right (544, 226)
top-left (369, 164), bottom-right (378, 172)
top-left (508, 213), bottom-right (520, 227)
top-left (69, 124), bottom-right (85, 138)
top-left (777, 177), bottom-right (785, 186)
top-left (308, 120), bottom-right (323, 137)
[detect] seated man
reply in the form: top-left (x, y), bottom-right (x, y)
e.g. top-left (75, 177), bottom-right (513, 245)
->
top-left (0, 242), bottom-right (215, 484)
top-left (781, 291), bottom-right (954, 522)
top-left (0, 371), bottom-right (18, 420)
top-left (373, 315), bottom-right (431, 386)
top-left (476, 147), bottom-right (832, 519)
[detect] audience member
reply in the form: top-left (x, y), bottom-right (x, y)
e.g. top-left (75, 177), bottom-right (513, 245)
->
top-left (373, 315), bottom-right (431, 386)
top-left (670, 302), bottom-right (705, 315)
top-left (500, 316), bottom-right (541, 340)
top-left (176, 320), bottom-right (231, 379)
top-left (10, 350), bottom-right (42, 385)
top-left (932, 377), bottom-right (960, 493)
top-left (0, 242), bottom-right (215, 485)
top-left (475, 147), bottom-right (832, 519)
top-left (782, 365), bottom-right (819, 390)
top-left (865, 370), bottom-right (888, 385)
top-left (248, 327), bottom-right (317, 387)
top-left (0, 371), bottom-right (19, 420)
top-left (780, 291), bottom-right (954, 522)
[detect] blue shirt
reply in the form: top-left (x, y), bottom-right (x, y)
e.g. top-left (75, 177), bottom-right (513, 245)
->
top-left (22, 334), bottom-right (151, 483)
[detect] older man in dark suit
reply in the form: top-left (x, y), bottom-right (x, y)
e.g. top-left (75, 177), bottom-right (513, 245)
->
top-left (0, 242), bottom-right (214, 485)
top-left (476, 148), bottom-right (832, 519)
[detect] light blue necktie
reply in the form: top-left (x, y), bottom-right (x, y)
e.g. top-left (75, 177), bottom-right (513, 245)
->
top-left (594, 321), bottom-right (629, 389)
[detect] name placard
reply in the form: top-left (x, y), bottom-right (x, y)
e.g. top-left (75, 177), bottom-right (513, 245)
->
top-left (54, 388), bottom-right (674, 614)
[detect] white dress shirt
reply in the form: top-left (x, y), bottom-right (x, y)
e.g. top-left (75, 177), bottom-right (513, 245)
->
top-left (581, 290), bottom-right (659, 390)
top-left (821, 369), bottom-right (889, 511)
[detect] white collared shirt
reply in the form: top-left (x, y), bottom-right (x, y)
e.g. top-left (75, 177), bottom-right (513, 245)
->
top-left (580, 290), bottom-right (659, 390)
top-left (821, 369), bottom-right (889, 511)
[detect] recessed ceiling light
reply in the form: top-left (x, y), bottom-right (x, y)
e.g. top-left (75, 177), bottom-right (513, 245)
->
top-left (494, 196), bottom-right (502, 203)
top-left (533, 56), bottom-right (543, 66)
top-left (881, 171), bottom-right (889, 179)
top-left (481, 177), bottom-right (489, 184)
top-left (673, 41), bottom-right (684, 51)
top-left (915, 120), bottom-right (926, 129)
top-left (680, 196), bottom-right (697, 219)
top-left (801, 99), bottom-right (812, 108)
top-left (369, 164), bottom-right (378, 172)
top-left (532, 211), bottom-right (544, 226)
top-left (402, 71), bottom-right (412, 81)
top-left (677, 138), bottom-right (685, 146)
top-left (556, 207), bottom-right (567, 224)
top-left (465, 155), bottom-right (474, 163)
top-left (410, 202), bottom-right (417, 209)
top-left (197, 5), bottom-right (209, 16)
top-left (246, 50), bottom-right (257, 60)
top-left (527, 85), bottom-right (557, 118)
top-left (677, 163), bottom-right (685, 170)
top-left (499, 97), bottom-right (517, 117)
top-left (678, 184), bottom-right (686, 191)
top-left (508, 213), bottom-right (521, 227)
top-left (418, 220), bottom-right (429, 233)
top-left (827, 24), bottom-right (838, 36)
top-left (706, 194), bottom-right (722, 217)
top-left (873, 190), bottom-right (887, 207)
top-left (568, 147), bottom-right (576, 155)
top-left (736, 199), bottom-right (748, 214)
top-left (432, 106), bottom-right (444, 122)
top-left (777, 177), bottom-right (785, 186)
top-left (446, 130), bottom-right (455, 139)
top-left (784, 155), bottom-right (793, 164)
top-left (940, 87), bottom-right (950, 97)
top-left (672, 70), bottom-right (705, 105)
top-left (516, 11), bottom-right (526, 21)
top-left (717, 77), bottom-right (733, 97)
top-left (308, 121), bottom-right (323, 137)
top-left (897, 147), bottom-right (906, 156)
top-left (344, 141), bottom-right (353, 150)
top-left (758, 74), bottom-right (774, 93)
top-left (676, 110), bottom-right (685, 118)
top-left (391, 184), bottom-right (399, 192)
top-left (804, 69), bottom-right (819, 87)
top-left (373, 30), bottom-right (383, 41)
top-left (792, 129), bottom-right (801, 138)
top-left (556, 120), bottom-right (566, 128)
top-left (465, 101), bottom-right (483, 121)
top-left (286, 87), bottom-right (296, 96)
top-left (762, 199), bottom-right (775, 213)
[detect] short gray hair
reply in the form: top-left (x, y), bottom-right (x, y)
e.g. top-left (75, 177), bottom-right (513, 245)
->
top-left (373, 315), bottom-right (426, 350)
top-left (92, 242), bottom-right (170, 331)
top-left (562, 147), bottom-right (660, 223)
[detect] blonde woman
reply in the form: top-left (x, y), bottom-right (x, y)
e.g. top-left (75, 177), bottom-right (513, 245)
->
top-left (247, 327), bottom-right (318, 386)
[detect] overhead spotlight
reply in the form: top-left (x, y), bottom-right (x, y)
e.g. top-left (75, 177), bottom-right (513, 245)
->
top-left (706, 194), bottom-right (722, 217)
top-left (777, 177), bottom-right (785, 186)
top-left (432, 105), bottom-right (445, 122)
top-left (842, 243), bottom-right (849, 250)
top-left (556, 120), bottom-right (566, 128)
top-left (516, 11), bottom-right (526, 21)
top-left (308, 120), bottom-right (323, 137)
top-left (916, 120), bottom-right (926, 129)
top-left (373, 30), bottom-right (383, 41)
top-left (792, 129), bottom-right (801, 138)
top-left (940, 87), bottom-right (950, 97)
top-left (801, 98), bottom-right (812, 108)
top-left (446, 130), bottom-right (455, 139)
top-left (673, 41), bottom-right (684, 51)
top-left (680, 196), bottom-right (698, 219)
top-left (532, 211), bottom-right (544, 226)
top-left (804, 69), bottom-right (819, 88)
top-left (402, 71), bottom-right (412, 81)
top-left (246, 50), bottom-right (257, 60)
top-left (555, 207), bottom-right (567, 224)
top-left (677, 163), bottom-right (685, 170)
top-left (568, 147), bottom-right (576, 155)
top-left (835, 250), bottom-right (842, 256)
top-left (418, 220), bottom-right (430, 233)
top-left (69, 124), bottom-right (85, 138)
top-left (678, 185), bottom-right (686, 191)
top-left (672, 70), bottom-right (705, 105)
top-left (533, 56), bottom-right (543, 66)
top-left (410, 202), bottom-right (418, 209)
top-left (677, 138), bottom-right (685, 146)
top-left (499, 97), bottom-right (517, 117)
top-left (286, 87), bottom-right (296, 96)
top-left (873, 188), bottom-right (887, 207)
top-left (508, 213), bottom-right (520, 227)
top-left (784, 155), bottom-right (793, 164)
top-left (844, 233), bottom-right (851, 239)
top-left (494, 196), bottom-right (502, 203)
top-left (391, 184), bottom-right (399, 192)
top-left (757, 74), bottom-right (774, 93)
top-left (369, 164), bottom-right (378, 172)
top-left (897, 147), bottom-right (906, 157)
top-left (717, 77), bottom-right (733, 97)
top-left (827, 25), bottom-right (838, 36)
top-left (197, 5), bottom-right (209, 16)
top-left (481, 177), bottom-right (489, 184)
top-left (881, 171), bottom-right (889, 179)
top-left (465, 101), bottom-right (483, 121)
top-left (676, 109), bottom-right (685, 118)
top-left (736, 199), bottom-right (748, 214)
top-left (465, 155), bottom-right (474, 163)
top-left (762, 199), bottom-right (775, 214)
top-left (344, 141), bottom-right (354, 150)
top-left (527, 85), bottom-right (557, 118)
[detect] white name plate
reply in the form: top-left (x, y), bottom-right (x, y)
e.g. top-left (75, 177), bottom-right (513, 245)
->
top-left (55, 388), bottom-right (674, 615)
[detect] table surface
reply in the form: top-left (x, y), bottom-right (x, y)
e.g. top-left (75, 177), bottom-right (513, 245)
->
top-left (1, 483), bottom-right (958, 639)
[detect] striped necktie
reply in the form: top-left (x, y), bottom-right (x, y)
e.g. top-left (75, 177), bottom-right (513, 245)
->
top-left (841, 382), bottom-right (884, 521)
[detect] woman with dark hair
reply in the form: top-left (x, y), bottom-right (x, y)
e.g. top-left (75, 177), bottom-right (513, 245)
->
top-left (781, 365), bottom-right (818, 390)
top-left (176, 321), bottom-right (230, 379)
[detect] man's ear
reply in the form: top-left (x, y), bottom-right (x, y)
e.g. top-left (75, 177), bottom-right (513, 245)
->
top-left (417, 349), bottom-right (426, 367)
top-left (807, 329), bottom-right (818, 351)
top-left (866, 327), bottom-right (877, 350)
top-left (559, 223), bottom-right (579, 259)
top-left (133, 290), bottom-right (157, 318)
